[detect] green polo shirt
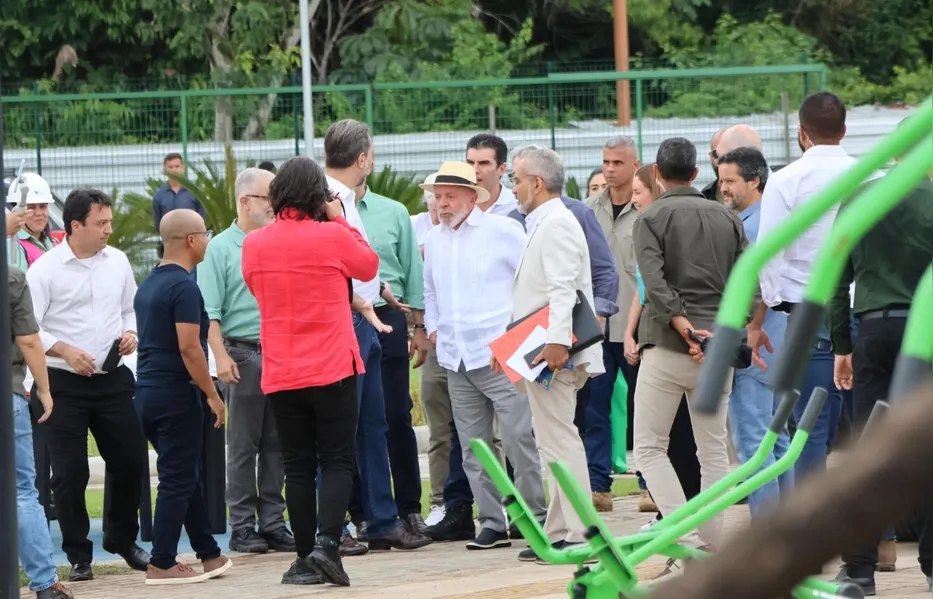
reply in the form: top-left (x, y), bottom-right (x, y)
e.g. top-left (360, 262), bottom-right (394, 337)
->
top-left (357, 189), bottom-right (425, 309)
top-left (12, 229), bottom-right (55, 272)
top-left (197, 221), bottom-right (261, 340)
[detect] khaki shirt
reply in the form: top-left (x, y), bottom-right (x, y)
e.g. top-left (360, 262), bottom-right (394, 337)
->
top-left (9, 266), bottom-right (39, 397)
top-left (633, 187), bottom-right (748, 355)
top-left (585, 187), bottom-right (639, 343)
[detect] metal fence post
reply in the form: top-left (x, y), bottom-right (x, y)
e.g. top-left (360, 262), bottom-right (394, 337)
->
top-left (802, 51), bottom-right (810, 97)
top-left (0, 67), bottom-right (20, 599)
top-left (33, 81), bottom-right (42, 175)
top-left (365, 85), bottom-right (374, 132)
top-left (818, 66), bottom-right (828, 91)
top-left (291, 72), bottom-right (300, 157)
top-left (635, 79), bottom-right (644, 163)
top-left (547, 78), bottom-right (556, 151)
top-left (180, 93), bottom-right (189, 165)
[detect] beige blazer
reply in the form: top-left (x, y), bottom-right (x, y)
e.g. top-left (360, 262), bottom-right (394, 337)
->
top-left (512, 199), bottom-right (605, 387)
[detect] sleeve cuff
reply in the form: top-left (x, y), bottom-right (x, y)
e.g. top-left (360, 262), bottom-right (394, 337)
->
top-left (831, 335), bottom-right (853, 356)
top-left (594, 297), bottom-right (618, 317)
top-left (546, 327), bottom-right (573, 347)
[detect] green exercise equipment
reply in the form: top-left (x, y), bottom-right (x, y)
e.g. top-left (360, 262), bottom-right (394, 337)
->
top-left (611, 370), bottom-right (629, 474)
top-left (469, 96), bottom-right (931, 599)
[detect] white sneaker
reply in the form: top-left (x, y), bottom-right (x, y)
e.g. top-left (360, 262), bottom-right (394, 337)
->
top-left (425, 505), bottom-right (446, 527)
top-left (639, 518), bottom-right (658, 532)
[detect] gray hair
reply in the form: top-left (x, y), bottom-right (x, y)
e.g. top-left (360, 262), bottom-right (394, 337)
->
top-left (234, 167), bottom-right (274, 201)
top-left (324, 119), bottom-right (372, 169)
top-left (604, 136), bottom-right (637, 152)
top-left (511, 145), bottom-right (565, 194)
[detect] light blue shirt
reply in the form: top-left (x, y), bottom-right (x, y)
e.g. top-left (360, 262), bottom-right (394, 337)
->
top-left (636, 264), bottom-right (646, 305)
top-left (738, 201), bottom-right (762, 244)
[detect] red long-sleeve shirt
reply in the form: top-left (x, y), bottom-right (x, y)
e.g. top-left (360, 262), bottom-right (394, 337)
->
top-left (242, 211), bottom-right (379, 394)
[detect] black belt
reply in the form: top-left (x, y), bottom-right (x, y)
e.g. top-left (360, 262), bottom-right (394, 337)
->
top-left (224, 337), bottom-right (261, 353)
top-left (858, 308), bottom-right (911, 321)
top-left (771, 301), bottom-right (797, 314)
top-left (374, 304), bottom-right (398, 316)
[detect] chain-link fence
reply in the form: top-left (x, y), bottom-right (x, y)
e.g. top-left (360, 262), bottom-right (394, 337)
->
top-left (2, 65), bottom-right (826, 201)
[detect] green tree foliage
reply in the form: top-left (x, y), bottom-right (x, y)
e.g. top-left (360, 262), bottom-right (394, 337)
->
top-left (366, 166), bottom-right (425, 214)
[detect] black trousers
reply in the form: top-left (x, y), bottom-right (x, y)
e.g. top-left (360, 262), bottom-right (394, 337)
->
top-left (42, 366), bottom-right (146, 565)
top-left (270, 375), bottom-right (358, 558)
top-left (375, 308), bottom-right (423, 517)
top-left (843, 315), bottom-right (932, 578)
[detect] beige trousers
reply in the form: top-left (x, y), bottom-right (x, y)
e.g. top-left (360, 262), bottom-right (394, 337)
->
top-left (633, 346), bottom-right (732, 548)
top-left (524, 369), bottom-right (591, 543)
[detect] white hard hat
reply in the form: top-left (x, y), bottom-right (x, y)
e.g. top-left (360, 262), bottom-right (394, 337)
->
top-left (6, 172), bottom-right (54, 206)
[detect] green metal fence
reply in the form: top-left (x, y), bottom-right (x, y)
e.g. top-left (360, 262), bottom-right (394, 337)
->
top-left (2, 64), bottom-right (826, 199)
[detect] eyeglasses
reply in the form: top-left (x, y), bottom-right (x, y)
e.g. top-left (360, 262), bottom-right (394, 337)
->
top-left (710, 150), bottom-right (719, 160)
top-left (171, 231), bottom-right (212, 241)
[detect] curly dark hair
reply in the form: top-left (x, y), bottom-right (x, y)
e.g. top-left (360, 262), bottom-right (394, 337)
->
top-left (269, 156), bottom-right (333, 221)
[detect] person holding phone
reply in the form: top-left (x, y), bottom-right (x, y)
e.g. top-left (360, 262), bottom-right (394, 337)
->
top-left (242, 155), bottom-right (382, 586)
top-left (6, 172), bottom-right (60, 271)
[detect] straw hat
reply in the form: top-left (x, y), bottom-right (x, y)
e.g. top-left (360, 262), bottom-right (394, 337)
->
top-left (419, 161), bottom-right (490, 204)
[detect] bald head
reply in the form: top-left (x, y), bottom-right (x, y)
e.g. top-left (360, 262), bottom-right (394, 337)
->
top-left (711, 127), bottom-right (728, 151)
top-left (160, 208), bottom-right (206, 247)
top-left (717, 125), bottom-right (763, 156)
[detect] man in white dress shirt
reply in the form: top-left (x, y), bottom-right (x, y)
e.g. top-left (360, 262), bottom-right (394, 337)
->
top-left (753, 92), bottom-right (882, 480)
top-left (322, 120), bottom-right (431, 554)
top-left (422, 161), bottom-right (546, 552)
top-left (26, 188), bottom-right (150, 581)
top-left (466, 134), bottom-right (518, 216)
top-left (496, 145), bottom-right (604, 562)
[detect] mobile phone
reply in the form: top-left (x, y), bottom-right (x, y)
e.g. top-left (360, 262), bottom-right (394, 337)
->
top-left (686, 329), bottom-right (709, 351)
top-left (101, 339), bottom-right (122, 373)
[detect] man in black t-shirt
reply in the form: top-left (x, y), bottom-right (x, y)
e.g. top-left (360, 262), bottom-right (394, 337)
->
top-left (133, 209), bottom-right (230, 586)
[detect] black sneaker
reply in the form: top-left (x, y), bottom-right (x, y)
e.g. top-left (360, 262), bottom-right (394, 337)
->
top-left (281, 559), bottom-right (322, 585)
top-left (518, 540), bottom-right (566, 562)
top-left (424, 505), bottom-right (475, 542)
top-left (834, 568), bottom-right (876, 597)
top-left (308, 536), bottom-right (350, 587)
top-left (229, 528), bottom-right (270, 553)
top-left (262, 527), bottom-right (297, 552)
top-left (466, 528), bottom-right (511, 550)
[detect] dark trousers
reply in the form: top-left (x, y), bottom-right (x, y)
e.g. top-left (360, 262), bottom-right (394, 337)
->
top-left (842, 315), bottom-right (931, 578)
top-left (444, 418), bottom-right (474, 509)
top-left (135, 384), bottom-right (220, 569)
top-left (271, 375), bottom-right (358, 558)
top-left (668, 396), bottom-right (701, 502)
top-left (375, 308), bottom-right (423, 517)
top-left (44, 366), bottom-right (146, 565)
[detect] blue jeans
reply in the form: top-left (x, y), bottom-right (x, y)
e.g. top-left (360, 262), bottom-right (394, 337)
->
top-left (792, 336), bottom-right (842, 480)
top-left (13, 393), bottom-right (59, 592)
top-left (579, 340), bottom-right (628, 493)
top-left (349, 314), bottom-right (400, 536)
top-left (135, 385), bottom-right (221, 570)
top-left (728, 309), bottom-right (793, 517)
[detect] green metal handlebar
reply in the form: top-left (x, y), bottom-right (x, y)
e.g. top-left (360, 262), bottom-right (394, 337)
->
top-left (694, 96), bottom-right (933, 414)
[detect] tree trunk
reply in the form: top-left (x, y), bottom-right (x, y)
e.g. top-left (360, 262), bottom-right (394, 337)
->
top-left (209, 6), bottom-right (236, 143)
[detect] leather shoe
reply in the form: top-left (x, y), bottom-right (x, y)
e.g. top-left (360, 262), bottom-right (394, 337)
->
top-left (67, 563), bottom-right (93, 582)
top-left (368, 521), bottom-right (433, 551)
top-left (37, 583), bottom-right (74, 599)
top-left (102, 540), bottom-right (150, 572)
top-left (339, 533), bottom-right (369, 557)
top-left (834, 568), bottom-right (876, 596)
top-left (403, 513), bottom-right (428, 536)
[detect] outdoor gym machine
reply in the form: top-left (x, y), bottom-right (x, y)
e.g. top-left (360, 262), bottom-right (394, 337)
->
top-left (693, 96), bottom-right (933, 415)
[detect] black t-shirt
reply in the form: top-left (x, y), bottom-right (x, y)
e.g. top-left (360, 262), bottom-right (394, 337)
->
top-left (612, 202), bottom-right (626, 220)
top-left (134, 264), bottom-right (208, 388)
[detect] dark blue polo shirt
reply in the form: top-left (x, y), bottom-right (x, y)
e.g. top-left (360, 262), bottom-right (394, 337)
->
top-left (152, 183), bottom-right (206, 231)
top-left (134, 264), bottom-right (208, 388)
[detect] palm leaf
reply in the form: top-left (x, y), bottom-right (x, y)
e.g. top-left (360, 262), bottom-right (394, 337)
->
top-left (366, 166), bottom-right (425, 214)
top-left (565, 175), bottom-right (583, 201)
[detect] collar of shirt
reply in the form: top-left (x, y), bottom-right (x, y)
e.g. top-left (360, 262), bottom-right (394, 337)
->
top-left (524, 196), bottom-right (563, 234)
top-left (325, 174), bottom-right (355, 205)
top-left (495, 185), bottom-right (515, 206)
top-left (657, 186), bottom-right (705, 201)
top-left (801, 144), bottom-right (850, 160)
top-left (227, 220), bottom-right (248, 246)
top-left (16, 228), bottom-right (52, 247)
top-left (57, 239), bottom-right (112, 265)
top-left (739, 200), bottom-right (761, 223)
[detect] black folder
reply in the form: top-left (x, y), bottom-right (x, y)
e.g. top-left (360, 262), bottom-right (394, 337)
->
top-left (506, 290), bottom-right (605, 360)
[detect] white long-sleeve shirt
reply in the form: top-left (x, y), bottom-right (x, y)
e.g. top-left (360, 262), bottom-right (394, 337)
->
top-left (758, 145), bottom-right (883, 306)
top-left (326, 174), bottom-right (381, 304)
top-left (423, 207), bottom-right (526, 372)
top-left (26, 241), bottom-right (137, 374)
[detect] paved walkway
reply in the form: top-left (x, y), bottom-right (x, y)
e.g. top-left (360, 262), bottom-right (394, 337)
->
top-left (33, 495), bottom-right (931, 599)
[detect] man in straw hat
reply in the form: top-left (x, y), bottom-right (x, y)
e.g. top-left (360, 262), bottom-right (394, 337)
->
top-left (421, 161), bottom-right (547, 551)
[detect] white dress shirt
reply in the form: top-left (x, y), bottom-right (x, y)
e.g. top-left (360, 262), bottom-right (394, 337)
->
top-left (423, 207), bottom-right (526, 371)
top-left (485, 185), bottom-right (518, 216)
top-left (26, 241), bottom-right (137, 374)
top-left (758, 145), bottom-right (882, 306)
top-left (410, 212), bottom-right (435, 247)
top-left (325, 174), bottom-right (381, 303)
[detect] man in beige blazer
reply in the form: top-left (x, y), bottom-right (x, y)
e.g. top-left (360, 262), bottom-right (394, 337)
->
top-left (493, 145), bottom-right (605, 563)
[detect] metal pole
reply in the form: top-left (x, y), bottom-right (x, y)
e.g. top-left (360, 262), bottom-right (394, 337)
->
top-left (299, 0), bottom-right (315, 159)
top-left (0, 67), bottom-right (21, 599)
top-left (612, 0), bottom-right (631, 126)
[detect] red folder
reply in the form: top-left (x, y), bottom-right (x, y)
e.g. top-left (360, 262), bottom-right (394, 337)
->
top-left (489, 307), bottom-right (576, 383)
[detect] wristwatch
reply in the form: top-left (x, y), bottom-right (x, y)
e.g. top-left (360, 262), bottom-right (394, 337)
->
top-left (379, 282), bottom-right (386, 296)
